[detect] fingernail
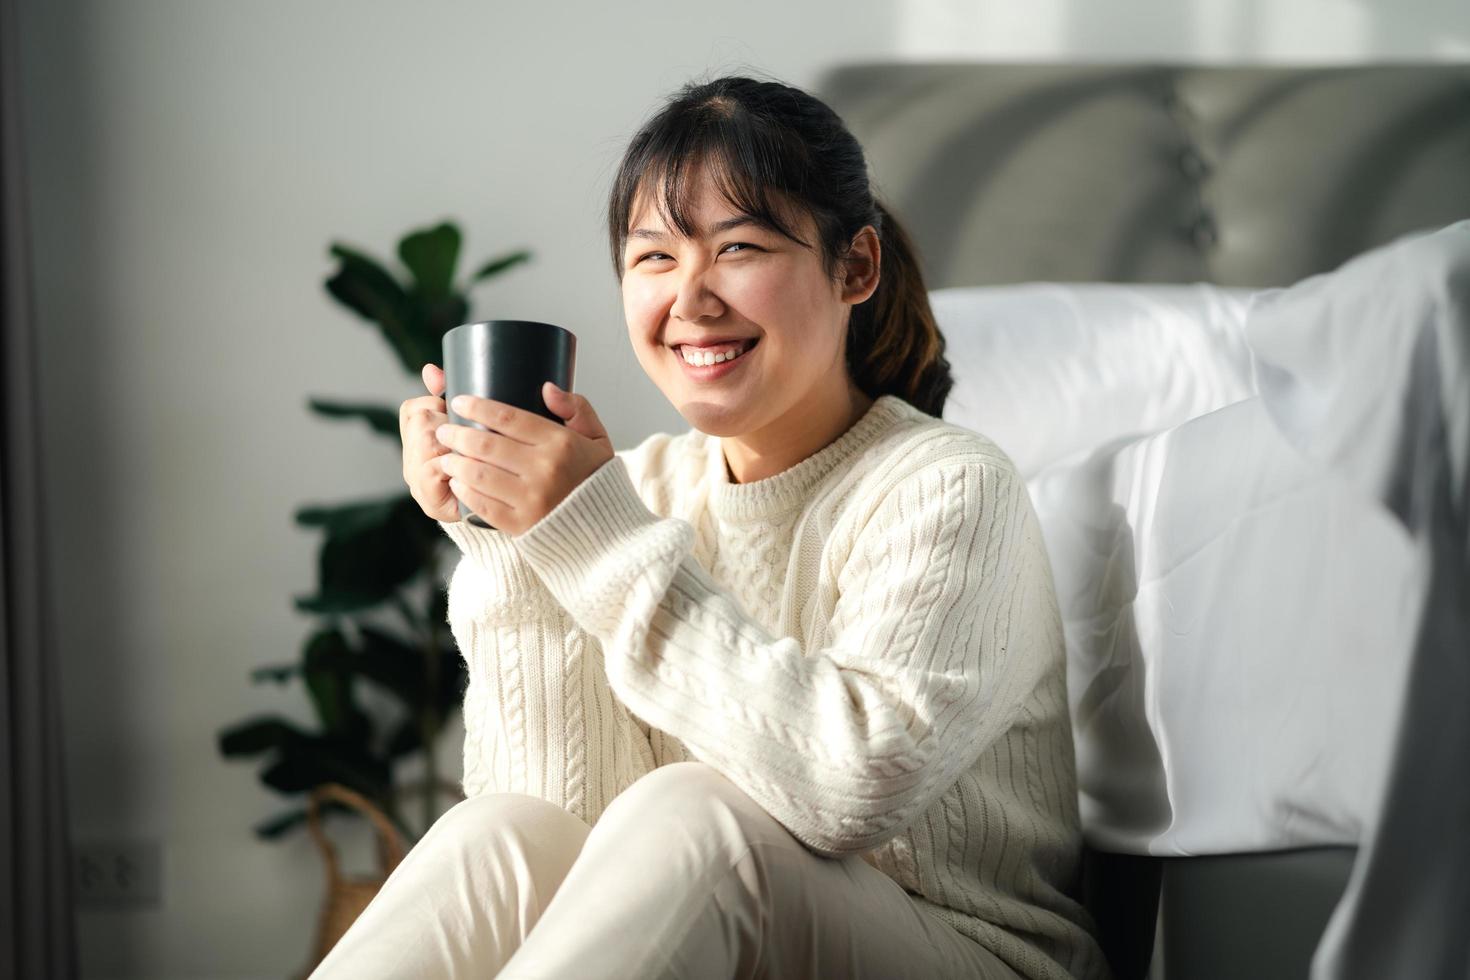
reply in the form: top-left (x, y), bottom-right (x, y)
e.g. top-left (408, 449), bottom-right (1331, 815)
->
top-left (451, 395), bottom-right (470, 413)
top-left (435, 424), bottom-right (451, 442)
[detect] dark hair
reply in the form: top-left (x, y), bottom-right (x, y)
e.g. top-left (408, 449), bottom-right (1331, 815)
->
top-left (606, 73), bottom-right (954, 418)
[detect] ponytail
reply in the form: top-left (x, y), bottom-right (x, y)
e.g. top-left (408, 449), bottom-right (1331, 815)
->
top-left (845, 199), bottom-right (954, 418)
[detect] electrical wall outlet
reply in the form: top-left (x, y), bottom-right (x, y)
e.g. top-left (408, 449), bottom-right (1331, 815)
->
top-left (73, 839), bottom-right (162, 907)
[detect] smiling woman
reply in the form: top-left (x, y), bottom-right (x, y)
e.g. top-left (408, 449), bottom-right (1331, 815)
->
top-left (319, 73), bottom-right (1112, 980)
top-left (617, 164), bottom-right (879, 483)
top-left (607, 85), bottom-right (953, 485)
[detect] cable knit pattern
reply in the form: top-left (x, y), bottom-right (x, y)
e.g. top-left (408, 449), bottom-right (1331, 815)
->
top-left (439, 535), bottom-right (658, 827)
top-left (560, 627), bottom-right (588, 815)
top-left (436, 394), bottom-right (1112, 980)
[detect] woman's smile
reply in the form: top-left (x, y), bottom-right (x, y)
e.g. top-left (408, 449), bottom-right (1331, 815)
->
top-left (674, 337), bottom-right (760, 381)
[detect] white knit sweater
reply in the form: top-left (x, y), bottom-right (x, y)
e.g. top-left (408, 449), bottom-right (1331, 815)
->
top-left (437, 394), bottom-right (1111, 980)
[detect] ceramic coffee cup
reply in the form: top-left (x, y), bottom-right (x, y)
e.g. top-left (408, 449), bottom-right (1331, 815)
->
top-left (442, 319), bottom-right (577, 529)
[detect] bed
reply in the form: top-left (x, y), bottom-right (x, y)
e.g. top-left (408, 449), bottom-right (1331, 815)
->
top-left (815, 62), bottom-right (1470, 980)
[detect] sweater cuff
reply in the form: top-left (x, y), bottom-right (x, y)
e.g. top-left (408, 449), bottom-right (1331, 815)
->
top-left (436, 518), bottom-right (547, 598)
top-left (512, 455), bottom-right (692, 638)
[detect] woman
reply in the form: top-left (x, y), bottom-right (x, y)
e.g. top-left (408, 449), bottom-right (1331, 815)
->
top-left (312, 74), bottom-right (1111, 980)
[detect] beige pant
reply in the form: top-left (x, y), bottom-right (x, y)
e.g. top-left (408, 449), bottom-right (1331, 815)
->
top-left (308, 761), bottom-right (1021, 979)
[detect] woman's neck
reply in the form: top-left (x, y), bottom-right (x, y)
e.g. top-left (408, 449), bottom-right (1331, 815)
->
top-left (721, 379), bottom-right (875, 485)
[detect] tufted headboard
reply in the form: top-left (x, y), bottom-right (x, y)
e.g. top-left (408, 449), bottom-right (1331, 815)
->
top-left (815, 63), bottom-right (1470, 288)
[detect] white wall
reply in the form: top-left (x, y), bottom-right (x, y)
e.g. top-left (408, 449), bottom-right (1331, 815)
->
top-left (894, 0), bottom-right (1470, 60)
top-left (14, 1), bottom-right (1468, 978)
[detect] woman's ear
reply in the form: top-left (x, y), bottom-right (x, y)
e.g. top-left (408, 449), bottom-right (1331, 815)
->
top-left (841, 226), bottom-right (881, 305)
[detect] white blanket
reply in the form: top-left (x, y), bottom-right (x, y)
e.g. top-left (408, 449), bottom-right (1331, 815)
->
top-left (1243, 220), bottom-right (1470, 980)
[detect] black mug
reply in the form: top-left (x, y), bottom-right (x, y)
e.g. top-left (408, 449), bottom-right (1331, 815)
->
top-left (443, 319), bottom-right (577, 529)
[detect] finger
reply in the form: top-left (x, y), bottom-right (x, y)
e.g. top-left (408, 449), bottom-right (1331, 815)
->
top-left (399, 399), bottom-right (448, 459)
top-left (417, 455), bottom-right (461, 507)
top-left (421, 425), bottom-right (452, 458)
top-left (449, 478), bottom-right (514, 529)
top-left (400, 394), bottom-right (447, 437)
top-left (417, 452), bottom-right (451, 488)
top-left (415, 410), bottom-right (452, 457)
top-left (436, 423), bottom-right (537, 475)
top-left (438, 445), bottom-right (523, 483)
top-left (443, 460), bottom-right (518, 520)
top-left (422, 363), bottom-right (446, 397)
top-left (447, 394), bottom-right (555, 447)
top-left (412, 458), bottom-right (459, 520)
top-left (545, 383), bottom-right (607, 441)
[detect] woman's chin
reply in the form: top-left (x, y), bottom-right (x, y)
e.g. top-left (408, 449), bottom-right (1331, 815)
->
top-left (673, 397), bottom-right (754, 437)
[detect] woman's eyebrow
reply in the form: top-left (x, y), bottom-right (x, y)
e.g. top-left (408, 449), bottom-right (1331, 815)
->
top-left (628, 216), bottom-right (766, 243)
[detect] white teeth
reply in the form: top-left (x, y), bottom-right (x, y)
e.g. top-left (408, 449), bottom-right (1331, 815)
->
top-left (679, 341), bottom-right (751, 367)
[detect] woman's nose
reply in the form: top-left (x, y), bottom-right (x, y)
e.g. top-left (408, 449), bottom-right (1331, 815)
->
top-left (669, 264), bottom-right (724, 322)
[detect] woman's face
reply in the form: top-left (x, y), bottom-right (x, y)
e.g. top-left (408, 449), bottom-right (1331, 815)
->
top-left (620, 167), bottom-right (869, 438)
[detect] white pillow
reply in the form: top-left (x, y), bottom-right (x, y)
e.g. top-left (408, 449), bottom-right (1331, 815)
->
top-left (933, 282), bottom-right (1258, 479)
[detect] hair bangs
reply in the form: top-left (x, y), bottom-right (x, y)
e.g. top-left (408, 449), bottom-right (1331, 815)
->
top-left (611, 103), bottom-right (816, 277)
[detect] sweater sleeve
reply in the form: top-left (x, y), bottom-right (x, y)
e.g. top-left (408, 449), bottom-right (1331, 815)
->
top-left (436, 558), bottom-right (658, 825)
top-left (437, 518), bottom-right (564, 621)
top-left (510, 451), bottom-right (1038, 857)
top-left (433, 456), bottom-right (662, 825)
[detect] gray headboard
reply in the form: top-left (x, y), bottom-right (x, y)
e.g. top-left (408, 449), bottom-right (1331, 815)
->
top-left (816, 63), bottom-right (1470, 288)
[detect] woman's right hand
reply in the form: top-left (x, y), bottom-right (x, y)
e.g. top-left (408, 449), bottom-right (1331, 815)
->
top-left (401, 363), bottom-right (461, 523)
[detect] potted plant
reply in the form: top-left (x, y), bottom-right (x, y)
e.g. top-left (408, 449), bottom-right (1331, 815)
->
top-left (216, 221), bottom-right (531, 845)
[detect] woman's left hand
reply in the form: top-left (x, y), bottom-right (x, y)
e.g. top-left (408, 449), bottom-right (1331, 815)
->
top-left (435, 381), bottom-right (615, 537)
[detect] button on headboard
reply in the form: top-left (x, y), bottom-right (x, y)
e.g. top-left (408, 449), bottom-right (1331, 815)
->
top-left (816, 63), bottom-right (1470, 288)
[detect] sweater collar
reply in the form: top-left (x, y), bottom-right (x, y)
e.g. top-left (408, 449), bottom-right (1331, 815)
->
top-left (702, 394), bottom-right (913, 523)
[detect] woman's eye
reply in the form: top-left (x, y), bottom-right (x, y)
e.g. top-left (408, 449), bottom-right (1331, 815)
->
top-left (634, 243), bottom-right (758, 266)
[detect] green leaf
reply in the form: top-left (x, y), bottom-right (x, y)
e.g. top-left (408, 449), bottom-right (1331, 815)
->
top-left (354, 624), bottom-right (427, 703)
top-left (294, 497), bottom-right (397, 536)
top-left (293, 588), bottom-right (384, 616)
top-left (307, 399), bottom-right (401, 440)
top-left (254, 806), bottom-right (311, 839)
top-left (423, 295), bottom-right (470, 353)
top-left (260, 735), bottom-right (390, 799)
top-left (308, 497), bottom-right (428, 609)
top-left (385, 718), bottom-right (422, 758)
top-left (470, 249), bottom-right (532, 283)
top-left (260, 755), bottom-right (321, 794)
top-left (250, 663), bottom-right (298, 685)
top-left (325, 243), bottom-right (427, 373)
top-left (218, 716), bottom-right (308, 758)
top-left (293, 495), bottom-right (439, 613)
top-left (303, 629), bottom-right (372, 742)
top-left (437, 648), bottom-right (468, 719)
top-left (324, 244), bottom-right (402, 318)
top-left (398, 222), bottom-right (461, 302)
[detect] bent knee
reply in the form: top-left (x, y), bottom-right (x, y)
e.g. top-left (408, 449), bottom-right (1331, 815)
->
top-left (429, 793), bottom-right (591, 855)
top-left (600, 762), bottom-right (790, 850)
top-left (615, 761), bottom-right (744, 810)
